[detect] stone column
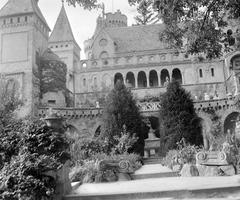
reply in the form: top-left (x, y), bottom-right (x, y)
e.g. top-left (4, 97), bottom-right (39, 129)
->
top-left (123, 74), bottom-right (126, 85)
top-left (134, 72), bottom-right (138, 88)
top-left (147, 72), bottom-right (150, 88)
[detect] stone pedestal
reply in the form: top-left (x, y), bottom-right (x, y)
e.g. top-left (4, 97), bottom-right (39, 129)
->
top-left (144, 128), bottom-right (160, 158)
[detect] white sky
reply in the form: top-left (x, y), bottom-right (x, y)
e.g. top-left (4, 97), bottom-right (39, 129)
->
top-left (0, 0), bottom-right (137, 58)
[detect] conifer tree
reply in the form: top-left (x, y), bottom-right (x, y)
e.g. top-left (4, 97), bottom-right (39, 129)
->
top-left (101, 81), bottom-right (148, 155)
top-left (159, 80), bottom-right (203, 152)
top-left (134, 0), bottom-right (155, 25)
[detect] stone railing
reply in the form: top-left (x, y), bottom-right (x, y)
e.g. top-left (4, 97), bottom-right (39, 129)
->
top-left (38, 98), bottom-right (236, 119)
top-left (137, 102), bottom-right (161, 112)
top-left (79, 52), bottom-right (195, 72)
top-left (194, 98), bottom-right (235, 112)
top-left (38, 107), bottom-right (103, 118)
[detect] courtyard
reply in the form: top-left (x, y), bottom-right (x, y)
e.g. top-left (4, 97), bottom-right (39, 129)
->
top-left (1, 0), bottom-right (240, 200)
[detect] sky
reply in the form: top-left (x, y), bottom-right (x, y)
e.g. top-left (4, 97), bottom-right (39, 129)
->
top-left (0, 0), bottom-right (137, 58)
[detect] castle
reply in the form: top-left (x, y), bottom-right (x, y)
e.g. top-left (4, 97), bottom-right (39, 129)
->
top-left (1, 0), bottom-right (240, 138)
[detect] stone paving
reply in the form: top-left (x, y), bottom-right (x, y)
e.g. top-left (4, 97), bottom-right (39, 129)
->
top-left (65, 164), bottom-right (240, 200)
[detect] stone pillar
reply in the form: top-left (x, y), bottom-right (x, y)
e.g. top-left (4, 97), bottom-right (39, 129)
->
top-left (123, 74), bottom-right (126, 85)
top-left (134, 72), bottom-right (138, 88)
top-left (44, 110), bottom-right (72, 200)
top-left (147, 72), bottom-right (150, 88)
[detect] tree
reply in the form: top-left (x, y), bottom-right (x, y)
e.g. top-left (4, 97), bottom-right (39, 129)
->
top-left (101, 81), bottom-right (148, 156)
top-left (65, 0), bottom-right (239, 59)
top-left (131, 0), bottom-right (240, 59)
top-left (159, 80), bottom-right (203, 152)
top-left (134, 0), bottom-right (156, 25)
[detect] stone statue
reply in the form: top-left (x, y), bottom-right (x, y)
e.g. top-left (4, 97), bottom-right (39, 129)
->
top-left (164, 77), bottom-right (169, 87)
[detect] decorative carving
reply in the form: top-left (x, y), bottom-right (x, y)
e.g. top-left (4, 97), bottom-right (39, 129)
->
top-left (196, 151), bottom-right (228, 166)
top-left (97, 159), bottom-right (134, 181)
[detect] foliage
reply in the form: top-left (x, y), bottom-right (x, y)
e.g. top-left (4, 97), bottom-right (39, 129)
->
top-left (65, 0), bottom-right (101, 10)
top-left (69, 137), bottom-right (109, 165)
top-left (69, 126), bottom-right (139, 166)
top-left (134, 0), bottom-right (156, 25)
top-left (70, 153), bottom-right (142, 183)
top-left (153, 0), bottom-right (240, 59)
top-left (112, 125), bottom-right (139, 154)
top-left (0, 119), bottom-right (70, 200)
top-left (159, 80), bottom-right (203, 152)
top-left (65, 0), bottom-right (240, 58)
top-left (161, 142), bottom-right (202, 169)
top-left (0, 77), bottom-right (22, 133)
top-left (101, 81), bottom-right (149, 156)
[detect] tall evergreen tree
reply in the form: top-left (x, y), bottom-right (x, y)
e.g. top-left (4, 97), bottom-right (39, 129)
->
top-left (101, 81), bottom-right (148, 155)
top-left (159, 80), bottom-right (203, 152)
top-left (134, 0), bottom-right (155, 25)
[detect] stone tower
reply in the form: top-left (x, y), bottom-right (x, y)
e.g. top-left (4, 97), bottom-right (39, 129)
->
top-left (0, 0), bottom-right (50, 117)
top-left (48, 4), bottom-right (81, 94)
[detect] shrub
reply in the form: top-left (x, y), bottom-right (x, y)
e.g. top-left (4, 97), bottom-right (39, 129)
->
top-left (159, 80), bottom-right (203, 153)
top-left (0, 119), bottom-right (70, 200)
top-left (161, 142), bottom-right (202, 169)
top-left (101, 81), bottom-right (148, 156)
top-left (70, 153), bottom-right (142, 183)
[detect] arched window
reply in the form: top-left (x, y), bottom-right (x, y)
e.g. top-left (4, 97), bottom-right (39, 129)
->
top-left (149, 70), bottom-right (159, 87)
top-left (94, 77), bottom-right (97, 87)
top-left (114, 73), bottom-right (124, 85)
top-left (83, 78), bottom-right (86, 87)
top-left (160, 69), bottom-right (170, 86)
top-left (172, 68), bottom-right (182, 84)
top-left (126, 72), bottom-right (135, 88)
top-left (199, 69), bottom-right (203, 78)
top-left (100, 51), bottom-right (109, 59)
top-left (138, 71), bottom-right (147, 88)
top-left (211, 68), bottom-right (215, 77)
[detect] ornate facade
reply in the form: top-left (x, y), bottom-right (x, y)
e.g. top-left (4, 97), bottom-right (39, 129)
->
top-left (1, 0), bottom-right (240, 137)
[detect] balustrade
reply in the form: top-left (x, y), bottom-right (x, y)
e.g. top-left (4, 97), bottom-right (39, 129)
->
top-left (38, 98), bottom-right (237, 119)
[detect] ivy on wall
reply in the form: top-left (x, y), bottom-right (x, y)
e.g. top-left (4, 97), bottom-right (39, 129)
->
top-left (37, 49), bottom-right (72, 106)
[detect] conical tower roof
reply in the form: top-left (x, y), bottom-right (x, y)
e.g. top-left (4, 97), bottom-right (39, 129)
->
top-left (49, 5), bottom-right (77, 44)
top-left (0, 0), bottom-right (50, 30)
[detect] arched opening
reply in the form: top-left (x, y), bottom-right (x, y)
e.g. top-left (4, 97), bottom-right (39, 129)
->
top-left (224, 112), bottom-right (240, 134)
top-left (160, 69), bottom-right (170, 86)
top-left (114, 73), bottom-right (124, 85)
top-left (149, 70), bottom-right (159, 87)
top-left (172, 68), bottom-right (182, 84)
top-left (148, 116), bottom-right (160, 138)
top-left (138, 71), bottom-right (147, 88)
top-left (126, 72), bottom-right (135, 88)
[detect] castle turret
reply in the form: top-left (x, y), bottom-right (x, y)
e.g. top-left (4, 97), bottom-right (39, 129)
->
top-left (84, 10), bottom-right (128, 59)
top-left (0, 0), bottom-right (50, 116)
top-left (48, 4), bottom-right (81, 93)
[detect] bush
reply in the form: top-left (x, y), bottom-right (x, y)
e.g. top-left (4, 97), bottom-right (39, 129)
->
top-left (0, 118), bottom-right (70, 200)
top-left (70, 153), bottom-right (142, 183)
top-left (161, 142), bottom-right (202, 169)
top-left (101, 81), bottom-right (148, 156)
top-left (159, 80), bottom-right (203, 153)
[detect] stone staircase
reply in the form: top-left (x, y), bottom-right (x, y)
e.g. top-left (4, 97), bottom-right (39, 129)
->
top-left (63, 160), bottom-right (240, 200)
top-left (64, 174), bottom-right (240, 200)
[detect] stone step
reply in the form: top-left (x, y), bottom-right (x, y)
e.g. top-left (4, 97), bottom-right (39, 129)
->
top-left (143, 157), bottom-right (162, 165)
top-left (132, 164), bottom-right (178, 180)
top-left (64, 175), bottom-right (240, 200)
